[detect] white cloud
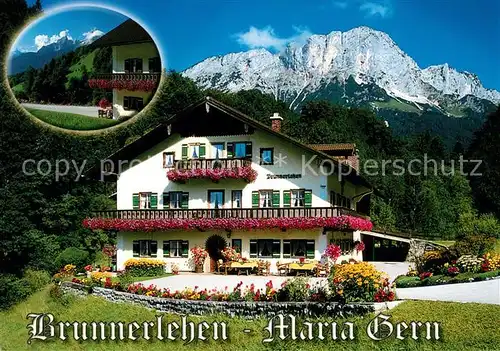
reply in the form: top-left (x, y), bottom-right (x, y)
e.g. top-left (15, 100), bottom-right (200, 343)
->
top-left (82, 28), bottom-right (105, 45)
top-left (235, 26), bottom-right (312, 51)
top-left (333, 1), bottom-right (348, 9)
top-left (359, 1), bottom-right (392, 18)
top-left (34, 29), bottom-right (72, 50)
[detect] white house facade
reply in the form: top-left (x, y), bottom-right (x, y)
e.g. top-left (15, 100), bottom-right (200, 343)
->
top-left (89, 19), bottom-right (161, 119)
top-left (85, 98), bottom-right (409, 273)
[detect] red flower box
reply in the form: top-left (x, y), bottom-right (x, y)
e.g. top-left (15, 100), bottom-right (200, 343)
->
top-left (83, 215), bottom-right (373, 232)
top-left (167, 166), bottom-right (257, 183)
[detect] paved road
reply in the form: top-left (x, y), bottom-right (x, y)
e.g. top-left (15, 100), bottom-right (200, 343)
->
top-left (22, 103), bottom-right (99, 117)
top-left (396, 279), bottom-right (500, 305)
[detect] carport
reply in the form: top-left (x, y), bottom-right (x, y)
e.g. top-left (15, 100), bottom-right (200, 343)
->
top-left (360, 230), bottom-right (411, 262)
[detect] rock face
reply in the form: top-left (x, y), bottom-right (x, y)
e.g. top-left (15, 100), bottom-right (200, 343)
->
top-left (183, 27), bottom-right (500, 113)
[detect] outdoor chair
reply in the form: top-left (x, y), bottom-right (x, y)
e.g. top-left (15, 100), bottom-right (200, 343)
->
top-left (257, 261), bottom-right (271, 276)
top-left (276, 262), bottom-right (289, 276)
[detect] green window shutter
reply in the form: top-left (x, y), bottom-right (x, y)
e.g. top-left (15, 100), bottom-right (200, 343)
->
top-left (272, 190), bottom-right (280, 207)
top-left (163, 193), bottom-right (170, 209)
top-left (227, 142), bottom-right (234, 158)
top-left (181, 144), bottom-right (188, 160)
top-left (199, 143), bottom-right (206, 158)
top-left (283, 240), bottom-right (291, 258)
top-left (181, 192), bottom-right (189, 209)
top-left (163, 241), bottom-right (170, 257)
top-left (132, 193), bottom-right (139, 209)
top-left (245, 142), bottom-right (252, 158)
top-left (150, 193), bottom-right (158, 209)
top-left (304, 189), bottom-right (312, 207)
top-left (306, 240), bottom-right (315, 259)
top-left (251, 191), bottom-right (259, 208)
top-left (249, 240), bottom-right (257, 258)
top-left (133, 241), bottom-right (140, 257)
top-left (283, 190), bottom-right (291, 207)
top-left (181, 241), bottom-right (189, 257)
top-left (272, 240), bottom-right (281, 258)
top-left (150, 240), bottom-right (158, 257)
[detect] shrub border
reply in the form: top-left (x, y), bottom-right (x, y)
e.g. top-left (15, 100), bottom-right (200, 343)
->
top-left (61, 282), bottom-right (401, 318)
top-left (395, 271), bottom-right (500, 289)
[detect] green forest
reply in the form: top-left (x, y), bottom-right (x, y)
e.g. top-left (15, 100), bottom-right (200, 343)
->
top-left (8, 40), bottom-right (112, 105)
top-left (1, 0), bottom-right (500, 309)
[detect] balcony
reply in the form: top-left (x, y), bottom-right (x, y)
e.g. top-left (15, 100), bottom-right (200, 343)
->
top-left (172, 158), bottom-right (251, 170)
top-left (167, 158), bottom-right (257, 183)
top-left (84, 207), bottom-right (372, 232)
top-left (94, 206), bottom-right (368, 219)
top-left (88, 73), bottom-right (160, 92)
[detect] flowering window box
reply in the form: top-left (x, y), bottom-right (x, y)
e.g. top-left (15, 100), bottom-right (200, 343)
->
top-left (167, 166), bottom-right (257, 183)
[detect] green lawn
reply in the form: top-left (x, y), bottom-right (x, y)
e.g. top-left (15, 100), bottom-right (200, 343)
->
top-left (66, 50), bottom-right (97, 83)
top-left (27, 108), bottom-right (120, 130)
top-left (1, 286), bottom-right (499, 350)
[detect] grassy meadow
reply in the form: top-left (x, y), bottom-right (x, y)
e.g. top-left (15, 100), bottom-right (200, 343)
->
top-left (27, 108), bottom-right (120, 130)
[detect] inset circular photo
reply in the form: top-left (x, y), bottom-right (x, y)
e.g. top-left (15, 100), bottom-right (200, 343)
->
top-left (7, 5), bottom-right (162, 131)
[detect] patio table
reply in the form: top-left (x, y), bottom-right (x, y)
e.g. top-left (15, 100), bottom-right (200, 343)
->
top-left (226, 261), bottom-right (258, 275)
top-left (288, 262), bottom-right (316, 276)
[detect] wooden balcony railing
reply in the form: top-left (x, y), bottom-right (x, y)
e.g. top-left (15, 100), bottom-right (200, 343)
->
top-left (92, 206), bottom-right (369, 220)
top-left (172, 158), bottom-right (252, 170)
top-left (91, 73), bottom-right (161, 81)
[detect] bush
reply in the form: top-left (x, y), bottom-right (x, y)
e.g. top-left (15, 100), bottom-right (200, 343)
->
top-left (329, 262), bottom-right (390, 302)
top-left (276, 277), bottom-right (310, 302)
top-left (124, 258), bottom-right (165, 277)
top-left (54, 247), bottom-right (91, 272)
top-left (23, 269), bottom-right (51, 292)
top-left (0, 274), bottom-right (32, 310)
top-left (452, 234), bottom-right (496, 257)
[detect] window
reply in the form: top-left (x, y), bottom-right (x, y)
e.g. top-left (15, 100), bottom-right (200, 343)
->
top-left (291, 189), bottom-right (305, 207)
top-left (123, 96), bottom-right (144, 111)
top-left (133, 240), bottom-right (157, 257)
top-left (124, 58), bottom-right (143, 73)
top-left (232, 239), bottom-right (242, 254)
top-left (208, 190), bottom-right (224, 209)
top-left (190, 144), bottom-right (200, 159)
top-left (232, 190), bottom-right (242, 208)
top-left (227, 142), bottom-right (252, 158)
top-left (330, 238), bottom-right (353, 254)
top-left (283, 240), bottom-right (315, 258)
top-left (148, 57), bottom-right (161, 73)
top-left (259, 190), bottom-right (273, 208)
top-left (212, 143), bottom-right (224, 159)
top-left (330, 191), bottom-right (351, 208)
top-left (250, 239), bottom-right (280, 258)
top-left (163, 152), bottom-right (175, 168)
top-left (163, 240), bottom-right (188, 258)
top-left (163, 192), bottom-right (188, 209)
top-left (140, 192), bottom-right (151, 209)
top-left (260, 148), bottom-right (274, 165)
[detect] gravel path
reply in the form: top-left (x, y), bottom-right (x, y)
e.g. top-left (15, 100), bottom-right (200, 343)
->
top-left (22, 103), bottom-right (99, 117)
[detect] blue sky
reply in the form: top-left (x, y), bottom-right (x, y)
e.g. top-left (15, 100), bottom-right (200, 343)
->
top-left (25, 0), bottom-right (500, 90)
top-left (14, 6), bottom-right (126, 52)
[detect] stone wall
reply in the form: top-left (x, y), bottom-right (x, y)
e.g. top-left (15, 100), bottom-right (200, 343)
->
top-left (61, 282), bottom-right (374, 318)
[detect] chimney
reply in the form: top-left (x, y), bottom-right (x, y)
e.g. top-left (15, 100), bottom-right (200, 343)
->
top-left (270, 112), bottom-right (283, 132)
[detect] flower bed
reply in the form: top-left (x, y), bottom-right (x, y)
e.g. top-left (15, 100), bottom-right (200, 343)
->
top-left (395, 270), bottom-right (500, 288)
top-left (83, 215), bottom-right (373, 232)
top-left (167, 167), bottom-right (257, 183)
top-left (124, 258), bottom-right (165, 277)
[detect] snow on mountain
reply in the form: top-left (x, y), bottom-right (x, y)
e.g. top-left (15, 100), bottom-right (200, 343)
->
top-left (183, 26), bottom-right (500, 110)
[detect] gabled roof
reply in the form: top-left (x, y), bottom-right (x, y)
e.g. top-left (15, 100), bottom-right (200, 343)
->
top-left (86, 97), bottom-right (372, 189)
top-left (91, 19), bottom-right (154, 48)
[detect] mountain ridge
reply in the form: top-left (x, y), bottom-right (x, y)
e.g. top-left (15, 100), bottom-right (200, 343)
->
top-left (183, 26), bottom-right (499, 114)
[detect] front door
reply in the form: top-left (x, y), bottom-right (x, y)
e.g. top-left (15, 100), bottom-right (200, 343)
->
top-left (205, 235), bottom-right (227, 272)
